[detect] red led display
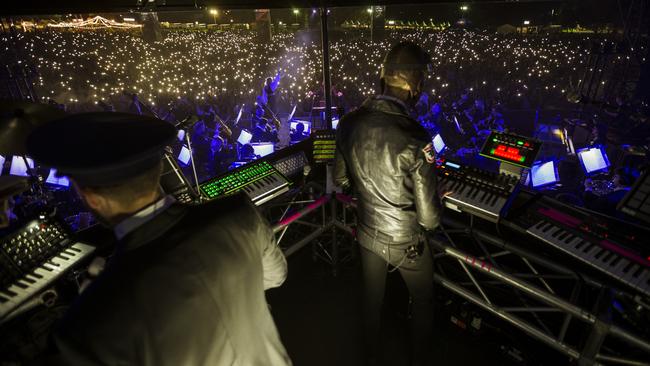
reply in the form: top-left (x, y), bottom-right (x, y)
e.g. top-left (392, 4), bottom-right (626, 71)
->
top-left (490, 144), bottom-right (525, 163)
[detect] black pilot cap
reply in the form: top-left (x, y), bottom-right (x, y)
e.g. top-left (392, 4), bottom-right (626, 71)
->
top-left (26, 112), bottom-right (176, 187)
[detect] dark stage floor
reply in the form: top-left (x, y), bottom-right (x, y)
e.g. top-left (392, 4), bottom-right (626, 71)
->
top-left (266, 243), bottom-right (548, 366)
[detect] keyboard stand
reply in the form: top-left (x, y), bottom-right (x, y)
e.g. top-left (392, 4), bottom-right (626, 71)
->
top-left (431, 215), bottom-right (650, 364)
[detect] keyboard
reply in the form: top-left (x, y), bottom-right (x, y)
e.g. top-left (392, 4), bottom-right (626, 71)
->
top-left (507, 192), bottom-right (650, 296)
top-left (0, 218), bottom-right (95, 319)
top-left (272, 151), bottom-right (308, 178)
top-left (199, 161), bottom-right (290, 206)
top-left (617, 170), bottom-right (650, 224)
top-left (436, 160), bottom-right (519, 222)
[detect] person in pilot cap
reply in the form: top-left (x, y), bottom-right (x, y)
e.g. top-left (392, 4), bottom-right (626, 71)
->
top-left (335, 42), bottom-right (445, 366)
top-left (27, 112), bottom-right (291, 366)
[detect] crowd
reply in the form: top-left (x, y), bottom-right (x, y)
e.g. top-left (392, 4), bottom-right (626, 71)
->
top-left (4, 27), bottom-right (610, 119)
top-left (4, 26), bottom-right (647, 182)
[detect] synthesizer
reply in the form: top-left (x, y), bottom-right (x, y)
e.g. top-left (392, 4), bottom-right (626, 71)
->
top-left (199, 160), bottom-right (290, 206)
top-left (0, 217), bottom-right (95, 319)
top-left (506, 190), bottom-right (650, 296)
top-left (617, 169), bottom-right (650, 224)
top-left (436, 159), bottom-right (520, 222)
top-left (271, 151), bottom-right (308, 178)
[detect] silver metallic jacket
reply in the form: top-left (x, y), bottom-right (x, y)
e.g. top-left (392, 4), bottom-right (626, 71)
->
top-left (335, 96), bottom-right (441, 241)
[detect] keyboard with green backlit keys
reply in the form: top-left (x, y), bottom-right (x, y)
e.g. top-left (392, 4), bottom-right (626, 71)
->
top-left (199, 161), bottom-right (290, 206)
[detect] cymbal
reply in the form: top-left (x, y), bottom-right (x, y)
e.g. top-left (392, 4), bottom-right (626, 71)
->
top-left (0, 101), bottom-right (66, 155)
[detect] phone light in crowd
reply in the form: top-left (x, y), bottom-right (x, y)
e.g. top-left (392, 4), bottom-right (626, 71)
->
top-left (9, 156), bottom-right (34, 177)
top-left (577, 146), bottom-right (610, 176)
top-left (178, 146), bottom-right (192, 166)
top-left (530, 160), bottom-right (559, 188)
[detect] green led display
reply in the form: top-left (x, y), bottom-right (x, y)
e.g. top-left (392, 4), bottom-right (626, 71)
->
top-left (199, 161), bottom-right (276, 199)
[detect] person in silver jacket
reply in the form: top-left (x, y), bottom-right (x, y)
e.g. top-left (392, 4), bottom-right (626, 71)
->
top-left (335, 42), bottom-right (443, 366)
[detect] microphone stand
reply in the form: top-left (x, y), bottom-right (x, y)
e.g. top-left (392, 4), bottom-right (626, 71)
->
top-left (175, 116), bottom-right (204, 203)
top-left (184, 133), bottom-right (203, 203)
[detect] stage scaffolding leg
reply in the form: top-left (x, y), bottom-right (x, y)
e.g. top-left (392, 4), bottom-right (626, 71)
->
top-left (268, 188), bottom-right (357, 275)
top-left (428, 232), bottom-right (650, 364)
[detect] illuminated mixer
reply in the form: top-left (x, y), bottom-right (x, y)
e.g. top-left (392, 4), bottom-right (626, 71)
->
top-left (199, 161), bottom-right (290, 206)
top-left (479, 131), bottom-right (542, 169)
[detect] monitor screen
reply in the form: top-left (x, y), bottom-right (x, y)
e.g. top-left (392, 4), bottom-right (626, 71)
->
top-left (45, 168), bottom-right (70, 187)
top-left (177, 129), bottom-right (186, 142)
top-left (251, 143), bottom-right (274, 157)
top-left (530, 161), bottom-right (559, 188)
top-left (178, 146), bottom-right (191, 165)
top-left (0, 155), bottom-right (5, 175)
top-left (290, 121), bottom-right (311, 135)
top-left (332, 119), bottom-right (339, 129)
top-left (9, 156), bottom-right (34, 177)
top-left (237, 129), bottom-right (253, 145)
top-left (577, 146), bottom-right (610, 175)
top-left (433, 134), bottom-right (446, 154)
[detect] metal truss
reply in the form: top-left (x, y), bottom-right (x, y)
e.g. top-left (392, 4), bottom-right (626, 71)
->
top-left (263, 183), bottom-right (357, 275)
top-left (430, 216), bottom-right (650, 366)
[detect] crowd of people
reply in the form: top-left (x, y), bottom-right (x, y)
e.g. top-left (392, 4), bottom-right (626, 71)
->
top-left (4, 26), bottom-right (648, 188)
top-left (6, 27), bottom-right (608, 119)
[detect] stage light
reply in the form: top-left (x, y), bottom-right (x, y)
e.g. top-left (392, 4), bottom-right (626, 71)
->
top-left (523, 20), bottom-right (530, 25)
top-left (367, 7), bottom-right (374, 14)
top-left (208, 9), bottom-right (218, 15)
top-left (292, 9), bottom-right (299, 15)
top-left (460, 5), bottom-right (469, 11)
